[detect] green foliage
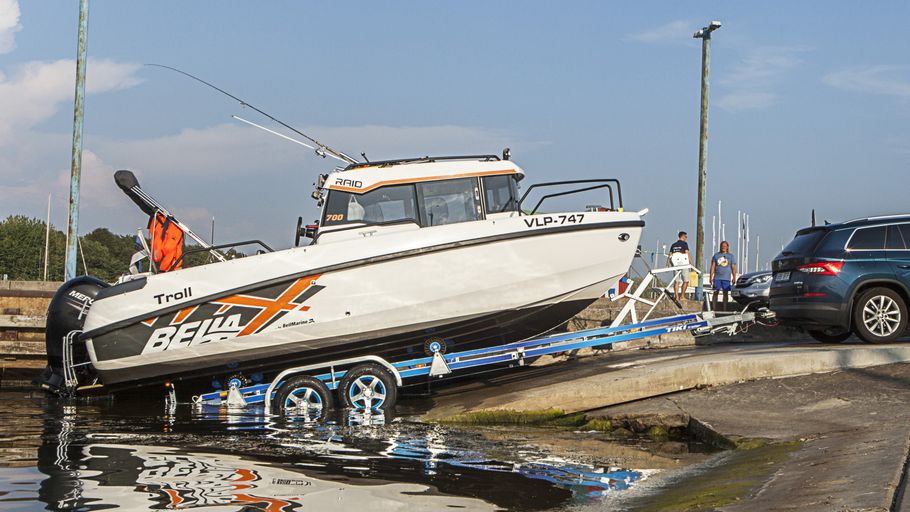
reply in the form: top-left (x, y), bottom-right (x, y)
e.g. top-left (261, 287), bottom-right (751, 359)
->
top-left (0, 215), bottom-right (246, 283)
top-left (440, 408), bottom-right (567, 425)
top-left (0, 215), bottom-right (65, 281)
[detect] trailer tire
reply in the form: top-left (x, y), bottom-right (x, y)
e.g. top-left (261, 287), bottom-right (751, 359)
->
top-left (340, 363), bottom-right (397, 411)
top-left (275, 376), bottom-right (334, 417)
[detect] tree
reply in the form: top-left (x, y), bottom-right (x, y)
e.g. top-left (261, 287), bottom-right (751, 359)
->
top-left (0, 215), bottom-right (245, 282)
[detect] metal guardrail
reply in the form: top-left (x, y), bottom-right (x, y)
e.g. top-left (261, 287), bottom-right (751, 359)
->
top-left (517, 179), bottom-right (624, 214)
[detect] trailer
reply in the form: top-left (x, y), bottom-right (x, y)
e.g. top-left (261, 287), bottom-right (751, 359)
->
top-left (191, 264), bottom-right (775, 415)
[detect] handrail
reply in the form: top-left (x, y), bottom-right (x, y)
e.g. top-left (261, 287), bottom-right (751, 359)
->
top-left (346, 154), bottom-right (500, 170)
top-left (517, 179), bottom-right (623, 215)
top-left (173, 240), bottom-right (274, 268)
top-left (529, 184), bottom-right (614, 214)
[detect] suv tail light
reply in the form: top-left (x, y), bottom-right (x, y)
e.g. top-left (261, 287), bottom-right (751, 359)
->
top-left (797, 261), bottom-right (844, 276)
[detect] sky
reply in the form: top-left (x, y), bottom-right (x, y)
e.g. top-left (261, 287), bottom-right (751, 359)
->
top-left (1, 1), bottom-right (909, 271)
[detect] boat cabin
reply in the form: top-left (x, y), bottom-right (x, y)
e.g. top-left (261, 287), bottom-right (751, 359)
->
top-left (315, 156), bottom-right (524, 238)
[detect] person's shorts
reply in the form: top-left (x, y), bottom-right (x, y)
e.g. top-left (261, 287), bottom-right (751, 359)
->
top-left (675, 272), bottom-right (689, 285)
top-left (713, 279), bottom-right (732, 292)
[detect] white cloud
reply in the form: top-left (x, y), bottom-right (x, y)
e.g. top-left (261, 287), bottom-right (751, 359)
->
top-left (0, 58), bottom-right (141, 136)
top-left (0, 0), bottom-right (21, 54)
top-left (823, 65), bottom-right (910, 99)
top-left (626, 20), bottom-right (694, 44)
top-left (716, 46), bottom-right (808, 112)
top-left (715, 92), bottom-right (777, 112)
top-left (92, 122), bottom-right (534, 178)
top-left (719, 47), bottom-right (805, 87)
top-left (0, 120), bottom-right (537, 247)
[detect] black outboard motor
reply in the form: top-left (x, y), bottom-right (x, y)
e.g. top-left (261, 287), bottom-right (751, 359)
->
top-left (36, 276), bottom-right (109, 394)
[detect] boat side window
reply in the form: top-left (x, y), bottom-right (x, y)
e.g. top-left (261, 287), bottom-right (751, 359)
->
top-left (482, 175), bottom-right (520, 214)
top-left (321, 185), bottom-right (418, 227)
top-left (416, 178), bottom-right (483, 227)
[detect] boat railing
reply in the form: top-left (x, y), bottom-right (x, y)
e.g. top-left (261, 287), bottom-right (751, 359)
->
top-left (173, 239), bottom-right (275, 268)
top-left (517, 179), bottom-right (623, 214)
top-left (346, 154), bottom-right (501, 170)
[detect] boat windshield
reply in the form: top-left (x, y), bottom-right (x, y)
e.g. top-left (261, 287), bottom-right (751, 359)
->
top-left (321, 177), bottom-right (485, 228)
top-left (416, 178), bottom-right (482, 227)
top-left (321, 184), bottom-right (418, 227)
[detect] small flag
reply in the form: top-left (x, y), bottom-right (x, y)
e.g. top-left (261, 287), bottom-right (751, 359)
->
top-left (130, 235), bottom-right (147, 274)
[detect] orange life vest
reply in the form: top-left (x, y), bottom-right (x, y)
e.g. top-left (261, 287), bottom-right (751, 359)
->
top-left (148, 213), bottom-right (184, 272)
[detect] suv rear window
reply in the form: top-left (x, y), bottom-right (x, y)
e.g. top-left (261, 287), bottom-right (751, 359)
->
top-left (781, 229), bottom-right (827, 256)
top-left (848, 226), bottom-right (887, 250)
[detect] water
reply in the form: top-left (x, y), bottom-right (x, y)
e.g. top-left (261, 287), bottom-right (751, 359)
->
top-left (0, 391), bottom-right (702, 511)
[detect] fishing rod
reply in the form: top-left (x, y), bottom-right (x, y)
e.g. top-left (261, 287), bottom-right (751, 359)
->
top-left (145, 63), bottom-right (359, 165)
top-left (232, 115), bottom-right (315, 151)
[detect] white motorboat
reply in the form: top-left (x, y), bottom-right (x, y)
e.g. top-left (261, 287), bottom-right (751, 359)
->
top-left (40, 154), bottom-right (643, 395)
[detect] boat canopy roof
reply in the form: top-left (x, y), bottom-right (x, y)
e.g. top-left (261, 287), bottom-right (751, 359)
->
top-left (325, 157), bottom-right (524, 194)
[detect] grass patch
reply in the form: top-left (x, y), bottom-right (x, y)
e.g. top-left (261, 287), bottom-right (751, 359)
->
top-left (547, 413), bottom-right (589, 427)
top-left (647, 425), bottom-right (670, 442)
top-left (440, 408), bottom-right (567, 426)
top-left (630, 441), bottom-right (802, 511)
top-left (580, 418), bottom-right (613, 432)
top-left (732, 437), bottom-right (769, 451)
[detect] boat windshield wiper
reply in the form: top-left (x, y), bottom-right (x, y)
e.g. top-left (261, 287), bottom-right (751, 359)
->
top-left (145, 63), bottom-right (359, 165)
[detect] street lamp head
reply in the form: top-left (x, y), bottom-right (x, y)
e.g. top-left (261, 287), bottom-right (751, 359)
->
top-left (694, 21), bottom-right (721, 39)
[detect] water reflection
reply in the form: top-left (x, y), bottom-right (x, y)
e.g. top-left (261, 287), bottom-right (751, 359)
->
top-left (0, 393), bottom-right (655, 511)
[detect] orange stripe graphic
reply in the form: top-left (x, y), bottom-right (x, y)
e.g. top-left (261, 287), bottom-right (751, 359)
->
top-left (213, 275), bottom-right (321, 337)
top-left (170, 305), bottom-right (198, 325)
top-left (329, 168), bottom-right (517, 193)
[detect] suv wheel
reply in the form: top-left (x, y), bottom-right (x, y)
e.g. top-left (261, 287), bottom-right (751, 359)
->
top-left (807, 328), bottom-right (851, 344)
top-left (852, 287), bottom-right (908, 344)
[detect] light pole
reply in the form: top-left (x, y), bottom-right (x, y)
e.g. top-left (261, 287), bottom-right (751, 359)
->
top-left (693, 20), bottom-right (721, 301)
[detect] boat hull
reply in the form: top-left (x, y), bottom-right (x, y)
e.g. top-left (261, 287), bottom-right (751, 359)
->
top-left (81, 212), bottom-right (643, 389)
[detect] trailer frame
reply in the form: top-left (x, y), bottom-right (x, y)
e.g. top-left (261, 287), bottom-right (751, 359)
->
top-left (192, 263), bottom-right (772, 414)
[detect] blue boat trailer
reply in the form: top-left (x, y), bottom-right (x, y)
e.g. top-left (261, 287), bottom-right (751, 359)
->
top-left (193, 307), bottom-right (758, 413)
top-left (191, 263), bottom-right (774, 413)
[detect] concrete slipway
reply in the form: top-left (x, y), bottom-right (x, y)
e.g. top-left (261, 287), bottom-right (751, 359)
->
top-left (422, 341), bottom-right (910, 420)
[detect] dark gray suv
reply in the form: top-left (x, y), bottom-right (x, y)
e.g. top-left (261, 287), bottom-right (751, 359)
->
top-left (770, 215), bottom-right (910, 344)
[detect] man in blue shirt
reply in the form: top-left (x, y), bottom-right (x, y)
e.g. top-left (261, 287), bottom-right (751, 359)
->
top-left (710, 241), bottom-right (737, 312)
top-left (667, 231), bottom-right (690, 301)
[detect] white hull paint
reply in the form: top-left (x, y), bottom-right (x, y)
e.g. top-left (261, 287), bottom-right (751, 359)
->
top-left (83, 211), bottom-right (642, 382)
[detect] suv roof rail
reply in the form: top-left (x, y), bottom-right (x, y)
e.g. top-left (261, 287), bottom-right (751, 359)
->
top-left (842, 213), bottom-right (910, 225)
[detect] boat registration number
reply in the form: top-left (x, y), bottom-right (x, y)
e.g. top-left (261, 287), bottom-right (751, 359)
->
top-left (523, 214), bottom-right (585, 228)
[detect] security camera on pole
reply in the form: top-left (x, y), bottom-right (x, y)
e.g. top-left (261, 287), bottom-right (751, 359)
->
top-left (692, 20), bottom-right (721, 300)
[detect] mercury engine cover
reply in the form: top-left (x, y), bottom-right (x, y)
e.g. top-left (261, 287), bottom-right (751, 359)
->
top-left (36, 276), bottom-right (109, 393)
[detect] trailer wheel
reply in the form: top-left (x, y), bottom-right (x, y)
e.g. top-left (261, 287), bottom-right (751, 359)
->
top-left (276, 375), bottom-right (334, 416)
top-left (340, 363), bottom-right (397, 411)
